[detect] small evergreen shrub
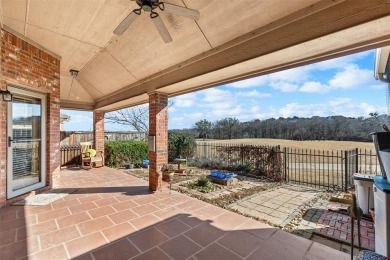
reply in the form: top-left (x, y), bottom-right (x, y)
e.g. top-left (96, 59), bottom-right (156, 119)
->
top-left (105, 140), bottom-right (148, 168)
top-left (187, 176), bottom-right (215, 193)
top-left (168, 132), bottom-right (197, 162)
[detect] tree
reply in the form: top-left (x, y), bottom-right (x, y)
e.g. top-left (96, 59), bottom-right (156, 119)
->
top-left (105, 100), bottom-right (174, 133)
top-left (215, 117), bottom-right (240, 139)
top-left (105, 104), bottom-right (149, 133)
top-left (194, 119), bottom-right (212, 140)
top-left (168, 132), bottom-right (196, 161)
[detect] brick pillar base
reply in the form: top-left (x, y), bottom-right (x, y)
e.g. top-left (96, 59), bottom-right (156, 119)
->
top-left (148, 93), bottom-right (168, 191)
top-left (93, 110), bottom-right (105, 152)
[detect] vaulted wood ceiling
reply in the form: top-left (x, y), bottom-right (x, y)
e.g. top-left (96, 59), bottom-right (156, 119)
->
top-left (2, 0), bottom-right (390, 111)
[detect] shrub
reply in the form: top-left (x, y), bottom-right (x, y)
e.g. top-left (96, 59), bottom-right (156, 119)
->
top-left (189, 145), bottom-right (284, 181)
top-left (188, 157), bottom-right (224, 169)
top-left (105, 140), bottom-right (148, 168)
top-left (168, 132), bottom-right (197, 162)
top-left (236, 163), bottom-right (253, 173)
top-left (187, 176), bottom-right (215, 193)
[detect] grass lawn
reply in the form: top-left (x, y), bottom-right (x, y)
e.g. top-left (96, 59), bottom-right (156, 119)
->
top-left (198, 138), bottom-right (375, 151)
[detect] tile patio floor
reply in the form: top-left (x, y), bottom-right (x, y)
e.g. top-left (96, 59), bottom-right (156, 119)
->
top-left (0, 167), bottom-right (349, 259)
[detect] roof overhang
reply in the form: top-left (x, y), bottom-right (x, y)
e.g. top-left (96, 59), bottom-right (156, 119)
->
top-left (2, 0), bottom-right (390, 112)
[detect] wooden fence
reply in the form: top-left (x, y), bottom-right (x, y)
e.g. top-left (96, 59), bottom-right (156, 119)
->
top-left (60, 131), bottom-right (146, 146)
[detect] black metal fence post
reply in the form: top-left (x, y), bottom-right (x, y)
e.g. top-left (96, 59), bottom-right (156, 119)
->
top-left (284, 147), bottom-right (288, 182)
top-left (241, 144), bottom-right (244, 165)
top-left (344, 150), bottom-right (348, 192)
top-left (355, 147), bottom-right (359, 173)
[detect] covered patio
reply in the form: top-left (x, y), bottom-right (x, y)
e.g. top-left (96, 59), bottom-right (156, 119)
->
top-left (0, 0), bottom-right (390, 258)
top-left (0, 0), bottom-right (389, 205)
top-left (0, 166), bottom-right (349, 259)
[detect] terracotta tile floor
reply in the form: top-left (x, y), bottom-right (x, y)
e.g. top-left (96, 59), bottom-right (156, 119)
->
top-left (0, 167), bottom-right (349, 259)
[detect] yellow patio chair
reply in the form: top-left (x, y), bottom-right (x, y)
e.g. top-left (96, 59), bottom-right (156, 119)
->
top-left (80, 142), bottom-right (104, 169)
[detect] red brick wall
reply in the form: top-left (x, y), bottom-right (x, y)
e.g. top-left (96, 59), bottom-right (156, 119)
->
top-left (93, 110), bottom-right (105, 152)
top-left (148, 92), bottom-right (168, 191)
top-left (0, 29), bottom-right (61, 206)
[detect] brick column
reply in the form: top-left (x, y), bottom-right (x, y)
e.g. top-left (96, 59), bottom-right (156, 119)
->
top-left (148, 92), bottom-right (168, 191)
top-left (93, 110), bottom-right (105, 152)
top-left (0, 99), bottom-right (7, 206)
top-left (46, 93), bottom-right (61, 188)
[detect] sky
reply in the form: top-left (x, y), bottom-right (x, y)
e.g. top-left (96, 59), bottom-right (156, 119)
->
top-left (61, 50), bottom-right (388, 131)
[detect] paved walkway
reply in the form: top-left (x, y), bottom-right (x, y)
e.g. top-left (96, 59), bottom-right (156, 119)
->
top-left (228, 185), bottom-right (320, 227)
top-left (0, 167), bottom-right (348, 259)
top-left (226, 184), bottom-right (375, 255)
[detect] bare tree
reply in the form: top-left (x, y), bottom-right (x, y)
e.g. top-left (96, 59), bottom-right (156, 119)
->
top-left (105, 100), bottom-right (174, 133)
top-left (105, 104), bottom-right (149, 132)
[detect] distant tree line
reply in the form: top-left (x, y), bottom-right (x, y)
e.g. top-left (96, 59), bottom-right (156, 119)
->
top-left (103, 103), bottom-right (388, 142)
top-left (176, 115), bottom-right (389, 142)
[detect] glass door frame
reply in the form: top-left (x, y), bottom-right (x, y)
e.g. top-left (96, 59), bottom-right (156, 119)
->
top-left (7, 86), bottom-right (47, 199)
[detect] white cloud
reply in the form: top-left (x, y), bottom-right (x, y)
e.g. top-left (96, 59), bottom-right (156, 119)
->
top-left (359, 102), bottom-right (377, 116)
top-left (278, 99), bottom-right (382, 119)
top-left (165, 51), bottom-right (384, 129)
top-left (63, 113), bottom-right (93, 131)
top-left (328, 98), bottom-right (351, 107)
top-left (299, 81), bottom-right (329, 93)
top-left (202, 88), bottom-right (234, 103)
top-left (69, 114), bottom-right (92, 124)
top-left (237, 90), bottom-right (271, 97)
top-left (224, 50), bottom-right (375, 95)
top-left (185, 112), bottom-right (204, 120)
top-left (173, 93), bottom-right (197, 107)
top-left (226, 66), bottom-right (309, 89)
top-left (310, 51), bottom-right (371, 71)
top-left (279, 103), bottom-right (326, 118)
top-left (328, 65), bottom-right (373, 89)
top-left (270, 81), bottom-right (299, 92)
top-left (211, 105), bottom-right (245, 117)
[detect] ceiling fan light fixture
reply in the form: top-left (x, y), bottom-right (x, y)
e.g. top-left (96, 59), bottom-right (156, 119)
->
top-left (114, 0), bottom-right (200, 42)
top-left (142, 5), bottom-right (152, 12)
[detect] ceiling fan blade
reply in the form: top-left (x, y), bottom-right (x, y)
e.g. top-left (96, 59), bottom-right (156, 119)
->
top-left (152, 15), bottom-right (172, 43)
top-left (113, 11), bottom-right (139, 35)
top-left (162, 3), bottom-right (200, 20)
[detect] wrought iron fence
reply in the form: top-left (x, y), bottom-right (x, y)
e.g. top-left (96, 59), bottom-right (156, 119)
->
top-left (284, 147), bottom-right (380, 191)
top-left (60, 145), bottom-right (81, 168)
top-left (195, 142), bottom-right (381, 191)
top-left (61, 140), bottom-right (380, 190)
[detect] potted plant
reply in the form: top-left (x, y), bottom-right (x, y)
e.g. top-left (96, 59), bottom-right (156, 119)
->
top-left (161, 164), bottom-right (175, 182)
top-left (124, 161), bottom-right (134, 169)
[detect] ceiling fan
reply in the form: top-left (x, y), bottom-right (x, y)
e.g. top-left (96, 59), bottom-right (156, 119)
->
top-left (113, 0), bottom-right (200, 43)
